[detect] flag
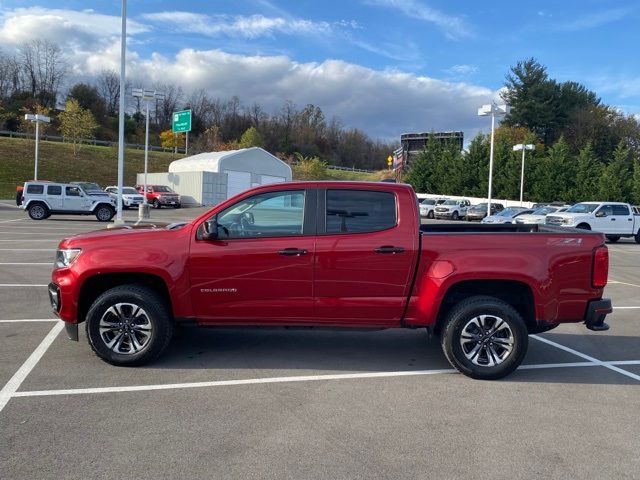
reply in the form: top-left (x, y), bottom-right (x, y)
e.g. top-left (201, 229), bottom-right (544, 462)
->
top-left (392, 147), bottom-right (404, 171)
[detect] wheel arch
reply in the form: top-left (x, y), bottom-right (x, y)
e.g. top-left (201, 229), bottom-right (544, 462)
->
top-left (77, 273), bottom-right (173, 324)
top-left (24, 199), bottom-right (51, 210)
top-left (434, 279), bottom-right (536, 334)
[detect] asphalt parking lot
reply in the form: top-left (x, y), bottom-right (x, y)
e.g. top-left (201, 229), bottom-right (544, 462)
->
top-left (0, 203), bottom-right (638, 480)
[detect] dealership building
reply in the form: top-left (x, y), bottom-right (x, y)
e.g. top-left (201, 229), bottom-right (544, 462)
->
top-left (137, 147), bottom-right (292, 206)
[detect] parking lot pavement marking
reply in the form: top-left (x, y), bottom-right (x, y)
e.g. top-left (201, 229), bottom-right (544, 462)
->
top-left (532, 335), bottom-right (640, 382)
top-left (0, 262), bottom-right (51, 265)
top-left (0, 321), bottom-right (64, 413)
top-left (0, 249), bottom-right (54, 251)
top-left (0, 284), bottom-right (48, 287)
top-left (0, 319), bottom-right (58, 323)
top-left (609, 280), bottom-right (640, 289)
top-left (11, 360), bottom-right (640, 400)
top-left (614, 306), bottom-right (640, 309)
top-left (0, 218), bottom-right (27, 224)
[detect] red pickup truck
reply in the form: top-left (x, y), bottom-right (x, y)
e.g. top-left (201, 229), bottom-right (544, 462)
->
top-left (49, 182), bottom-right (611, 379)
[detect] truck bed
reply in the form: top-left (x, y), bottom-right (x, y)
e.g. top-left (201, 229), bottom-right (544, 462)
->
top-left (420, 223), bottom-right (544, 233)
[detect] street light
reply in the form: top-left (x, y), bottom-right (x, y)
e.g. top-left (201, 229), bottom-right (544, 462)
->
top-left (477, 103), bottom-right (509, 213)
top-left (24, 114), bottom-right (51, 181)
top-left (513, 143), bottom-right (535, 206)
top-left (132, 88), bottom-right (164, 217)
top-left (113, 0), bottom-right (127, 226)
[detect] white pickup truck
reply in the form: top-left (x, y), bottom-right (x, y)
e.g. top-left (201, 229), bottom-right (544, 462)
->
top-left (546, 201), bottom-right (640, 243)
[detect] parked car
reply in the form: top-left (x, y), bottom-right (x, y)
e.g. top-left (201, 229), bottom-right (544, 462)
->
top-left (21, 181), bottom-right (115, 221)
top-left (465, 202), bottom-right (505, 221)
top-left (434, 199), bottom-right (471, 220)
top-left (105, 186), bottom-right (145, 209)
top-left (136, 185), bottom-right (181, 209)
top-left (546, 202), bottom-right (640, 243)
top-left (419, 198), bottom-right (446, 218)
top-left (482, 207), bottom-right (534, 224)
top-left (515, 206), bottom-right (569, 225)
top-left (50, 181), bottom-right (612, 380)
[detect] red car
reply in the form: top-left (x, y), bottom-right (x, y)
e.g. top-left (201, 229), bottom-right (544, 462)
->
top-left (49, 181), bottom-right (611, 379)
top-left (135, 184), bottom-right (181, 208)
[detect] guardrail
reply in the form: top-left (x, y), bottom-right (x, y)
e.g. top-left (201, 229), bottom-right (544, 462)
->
top-left (288, 160), bottom-right (375, 173)
top-left (0, 129), bottom-right (186, 154)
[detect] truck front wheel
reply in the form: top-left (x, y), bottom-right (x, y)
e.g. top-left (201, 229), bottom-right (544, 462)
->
top-left (28, 202), bottom-right (49, 220)
top-left (440, 296), bottom-right (528, 380)
top-left (85, 285), bottom-right (173, 366)
top-left (95, 205), bottom-right (115, 222)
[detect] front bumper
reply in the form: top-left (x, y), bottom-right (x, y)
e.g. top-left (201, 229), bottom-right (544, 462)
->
top-left (48, 282), bottom-right (78, 341)
top-left (584, 298), bottom-right (612, 331)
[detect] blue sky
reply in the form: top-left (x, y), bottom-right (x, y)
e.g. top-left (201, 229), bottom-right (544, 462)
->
top-left (0, 0), bottom-right (638, 141)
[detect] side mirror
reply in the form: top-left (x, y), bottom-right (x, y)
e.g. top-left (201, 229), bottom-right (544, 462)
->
top-left (595, 210), bottom-right (607, 218)
top-left (201, 219), bottom-right (218, 240)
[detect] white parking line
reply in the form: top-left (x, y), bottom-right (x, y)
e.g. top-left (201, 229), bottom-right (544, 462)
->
top-left (0, 240), bottom-right (60, 242)
top-left (0, 263), bottom-right (51, 265)
top-left (609, 280), bottom-right (640, 288)
top-left (0, 249), bottom-right (54, 251)
top-left (0, 218), bottom-right (26, 224)
top-left (614, 306), bottom-right (640, 309)
top-left (0, 284), bottom-right (48, 287)
top-left (531, 335), bottom-right (640, 382)
top-left (9, 359), bottom-right (640, 400)
top-left (0, 319), bottom-right (58, 323)
top-left (0, 321), bottom-right (64, 413)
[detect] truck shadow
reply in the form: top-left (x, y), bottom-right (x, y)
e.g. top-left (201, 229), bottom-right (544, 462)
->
top-left (150, 328), bottom-right (639, 385)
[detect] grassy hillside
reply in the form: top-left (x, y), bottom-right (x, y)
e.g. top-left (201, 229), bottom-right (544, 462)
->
top-left (0, 137), bottom-right (388, 199)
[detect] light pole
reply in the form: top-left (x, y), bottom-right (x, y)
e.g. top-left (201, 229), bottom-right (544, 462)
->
top-left (132, 88), bottom-right (164, 217)
top-left (113, 0), bottom-right (127, 226)
top-left (477, 103), bottom-right (509, 213)
top-left (24, 114), bottom-right (51, 181)
top-left (513, 143), bottom-right (535, 206)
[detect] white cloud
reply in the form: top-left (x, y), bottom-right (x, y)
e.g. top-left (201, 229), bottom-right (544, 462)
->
top-left (558, 8), bottom-right (630, 31)
top-left (363, 0), bottom-right (472, 40)
top-left (134, 49), bottom-right (494, 140)
top-left (445, 64), bottom-right (478, 76)
top-left (142, 12), bottom-right (334, 39)
top-left (0, 7), bottom-right (148, 48)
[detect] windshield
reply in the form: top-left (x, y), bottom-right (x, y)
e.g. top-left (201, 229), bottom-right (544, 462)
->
top-left (497, 208), bottom-right (521, 217)
top-left (421, 199), bottom-right (435, 205)
top-left (122, 188), bottom-right (138, 195)
top-left (532, 207), bottom-right (557, 215)
top-left (154, 186), bottom-right (174, 193)
top-left (566, 203), bottom-right (599, 213)
top-left (442, 200), bottom-right (458, 205)
top-left (471, 203), bottom-right (487, 211)
top-left (77, 182), bottom-right (103, 192)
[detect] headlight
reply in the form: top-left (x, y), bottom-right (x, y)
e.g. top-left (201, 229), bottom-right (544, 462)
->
top-left (55, 248), bottom-right (82, 268)
top-left (563, 218), bottom-right (572, 224)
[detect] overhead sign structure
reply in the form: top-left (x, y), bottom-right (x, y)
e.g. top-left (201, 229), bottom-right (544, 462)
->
top-left (172, 109), bottom-right (192, 133)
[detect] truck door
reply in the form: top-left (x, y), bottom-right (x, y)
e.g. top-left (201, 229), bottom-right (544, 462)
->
top-left (45, 185), bottom-right (63, 210)
top-left (189, 188), bottom-right (316, 323)
top-left (611, 204), bottom-right (634, 234)
top-left (313, 188), bottom-right (419, 326)
top-left (63, 186), bottom-right (84, 211)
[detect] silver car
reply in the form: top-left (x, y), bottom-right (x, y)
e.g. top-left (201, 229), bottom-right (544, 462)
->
top-left (482, 207), bottom-right (533, 224)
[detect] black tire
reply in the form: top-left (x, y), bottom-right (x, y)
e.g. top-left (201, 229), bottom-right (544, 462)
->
top-left (173, 204), bottom-right (181, 209)
top-left (452, 211), bottom-right (459, 221)
top-left (427, 210), bottom-right (434, 219)
top-left (440, 295), bottom-right (528, 380)
top-left (576, 223), bottom-right (591, 230)
top-left (85, 284), bottom-right (173, 366)
top-left (15, 190), bottom-right (22, 206)
top-left (605, 235), bottom-right (620, 243)
top-left (27, 202), bottom-right (49, 220)
top-left (635, 231), bottom-right (640, 244)
top-left (153, 199), bottom-right (161, 209)
top-left (95, 204), bottom-right (115, 222)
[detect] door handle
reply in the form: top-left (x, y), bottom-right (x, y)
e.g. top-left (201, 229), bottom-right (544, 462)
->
top-left (611, 218), bottom-right (616, 221)
top-left (278, 248), bottom-right (307, 256)
top-left (374, 245), bottom-right (405, 254)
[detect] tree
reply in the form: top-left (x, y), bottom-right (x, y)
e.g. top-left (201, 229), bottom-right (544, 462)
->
top-left (58, 99), bottom-right (98, 156)
top-left (97, 70), bottom-right (122, 116)
top-left (292, 153), bottom-right (327, 180)
top-left (239, 126), bottom-right (264, 148)
top-left (530, 137), bottom-right (573, 202)
top-left (17, 40), bottom-right (67, 108)
top-left (159, 129), bottom-right (185, 149)
top-left (632, 160), bottom-right (640, 205)
top-left (67, 83), bottom-right (106, 121)
top-left (598, 142), bottom-right (631, 201)
top-left (572, 143), bottom-right (602, 201)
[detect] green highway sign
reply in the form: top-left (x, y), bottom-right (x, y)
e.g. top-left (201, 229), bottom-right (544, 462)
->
top-left (172, 109), bottom-right (192, 133)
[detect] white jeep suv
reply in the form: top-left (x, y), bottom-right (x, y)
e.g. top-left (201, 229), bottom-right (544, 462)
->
top-left (21, 182), bottom-right (116, 221)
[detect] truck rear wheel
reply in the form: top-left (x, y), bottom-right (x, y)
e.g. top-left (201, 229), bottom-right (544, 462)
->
top-left (605, 235), bottom-right (620, 243)
top-left (85, 284), bottom-right (173, 366)
top-left (28, 202), bottom-right (49, 220)
top-left (440, 296), bottom-right (528, 380)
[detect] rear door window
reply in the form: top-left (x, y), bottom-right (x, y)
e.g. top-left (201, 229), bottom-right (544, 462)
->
top-left (612, 205), bottom-right (630, 216)
top-left (26, 184), bottom-right (44, 194)
top-left (325, 190), bottom-right (396, 234)
top-left (47, 185), bottom-right (62, 195)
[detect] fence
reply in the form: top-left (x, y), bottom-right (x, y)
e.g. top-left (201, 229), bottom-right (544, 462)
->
top-left (0, 129), bottom-right (186, 154)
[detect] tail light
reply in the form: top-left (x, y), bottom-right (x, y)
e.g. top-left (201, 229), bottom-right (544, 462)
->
top-left (592, 245), bottom-right (609, 288)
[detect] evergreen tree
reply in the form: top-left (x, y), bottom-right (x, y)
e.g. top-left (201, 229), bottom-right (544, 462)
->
top-left (573, 142), bottom-right (602, 201)
top-left (632, 160), bottom-right (640, 205)
top-left (404, 136), bottom-right (443, 193)
top-left (531, 137), bottom-right (573, 202)
top-left (598, 142), bottom-right (631, 201)
top-left (462, 134), bottom-right (489, 197)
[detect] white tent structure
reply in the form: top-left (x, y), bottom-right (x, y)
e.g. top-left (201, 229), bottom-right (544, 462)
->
top-left (137, 147), bottom-right (292, 206)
